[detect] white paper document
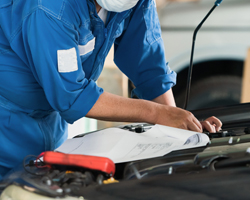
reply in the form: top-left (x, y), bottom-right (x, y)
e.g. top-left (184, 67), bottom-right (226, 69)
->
top-left (56, 124), bottom-right (210, 163)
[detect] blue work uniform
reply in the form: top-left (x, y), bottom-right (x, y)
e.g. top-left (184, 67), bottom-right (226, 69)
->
top-left (0, 0), bottom-right (176, 179)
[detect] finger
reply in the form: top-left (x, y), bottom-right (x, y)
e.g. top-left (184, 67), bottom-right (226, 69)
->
top-left (201, 121), bottom-right (216, 133)
top-left (205, 116), bottom-right (222, 131)
top-left (205, 116), bottom-right (222, 127)
top-left (187, 121), bottom-right (202, 133)
top-left (193, 117), bottom-right (203, 131)
top-left (214, 124), bottom-right (221, 132)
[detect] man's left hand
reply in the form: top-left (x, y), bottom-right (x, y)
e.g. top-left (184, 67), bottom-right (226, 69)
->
top-left (200, 116), bottom-right (222, 133)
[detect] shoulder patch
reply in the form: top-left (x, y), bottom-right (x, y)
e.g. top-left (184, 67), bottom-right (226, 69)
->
top-left (57, 47), bottom-right (78, 73)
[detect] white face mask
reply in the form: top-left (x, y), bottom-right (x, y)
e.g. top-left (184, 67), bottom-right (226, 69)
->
top-left (96, 0), bottom-right (139, 12)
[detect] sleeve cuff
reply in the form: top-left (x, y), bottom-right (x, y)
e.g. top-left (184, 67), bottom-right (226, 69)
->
top-left (60, 80), bottom-right (104, 124)
top-left (132, 71), bottom-right (177, 100)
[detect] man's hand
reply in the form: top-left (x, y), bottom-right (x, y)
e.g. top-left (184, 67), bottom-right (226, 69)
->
top-left (152, 89), bottom-right (203, 132)
top-left (155, 105), bottom-right (222, 133)
top-left (155, 105), bottom-right (203, 132)
top-left (152, 90), bottom-right (222, 133)
top-left (200, 116), bottom-right (222, 133)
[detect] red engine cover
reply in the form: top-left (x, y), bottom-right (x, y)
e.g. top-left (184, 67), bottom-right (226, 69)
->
top-left (43, 151), bottom-right (115, 176)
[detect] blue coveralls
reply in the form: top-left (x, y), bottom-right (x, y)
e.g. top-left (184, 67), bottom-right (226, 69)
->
top-left (0, 0), bottom-right (176, 179)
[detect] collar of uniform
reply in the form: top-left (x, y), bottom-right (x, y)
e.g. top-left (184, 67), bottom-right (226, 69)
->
top-left (115, 9), bottom-right (133, 24)
top-left (87, 0), bottom-right (132, 25)
top-left (87, 0), bottom-right (98, 16)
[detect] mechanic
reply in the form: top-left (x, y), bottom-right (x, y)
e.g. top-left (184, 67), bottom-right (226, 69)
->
top-left (0, 0), bottom-right (222, 180)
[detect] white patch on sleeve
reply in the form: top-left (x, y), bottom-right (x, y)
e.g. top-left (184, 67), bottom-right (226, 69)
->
top-left (57, 47), bottom-right (78, 73)
top-left (78, 37), bottom-right (95, 56)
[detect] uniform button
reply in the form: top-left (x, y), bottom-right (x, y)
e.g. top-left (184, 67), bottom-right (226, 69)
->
top-left (104, 29), bottom-right (108, 38)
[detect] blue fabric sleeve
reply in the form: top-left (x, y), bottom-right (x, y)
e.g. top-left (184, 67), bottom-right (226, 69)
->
top-left (21, 9), bottom-right (103, 124)
top-left (114, 0), bottom-right (176, 100)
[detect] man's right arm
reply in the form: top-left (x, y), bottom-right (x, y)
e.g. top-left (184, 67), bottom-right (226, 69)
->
top-left (86, 91), bottom-right (203, 132)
